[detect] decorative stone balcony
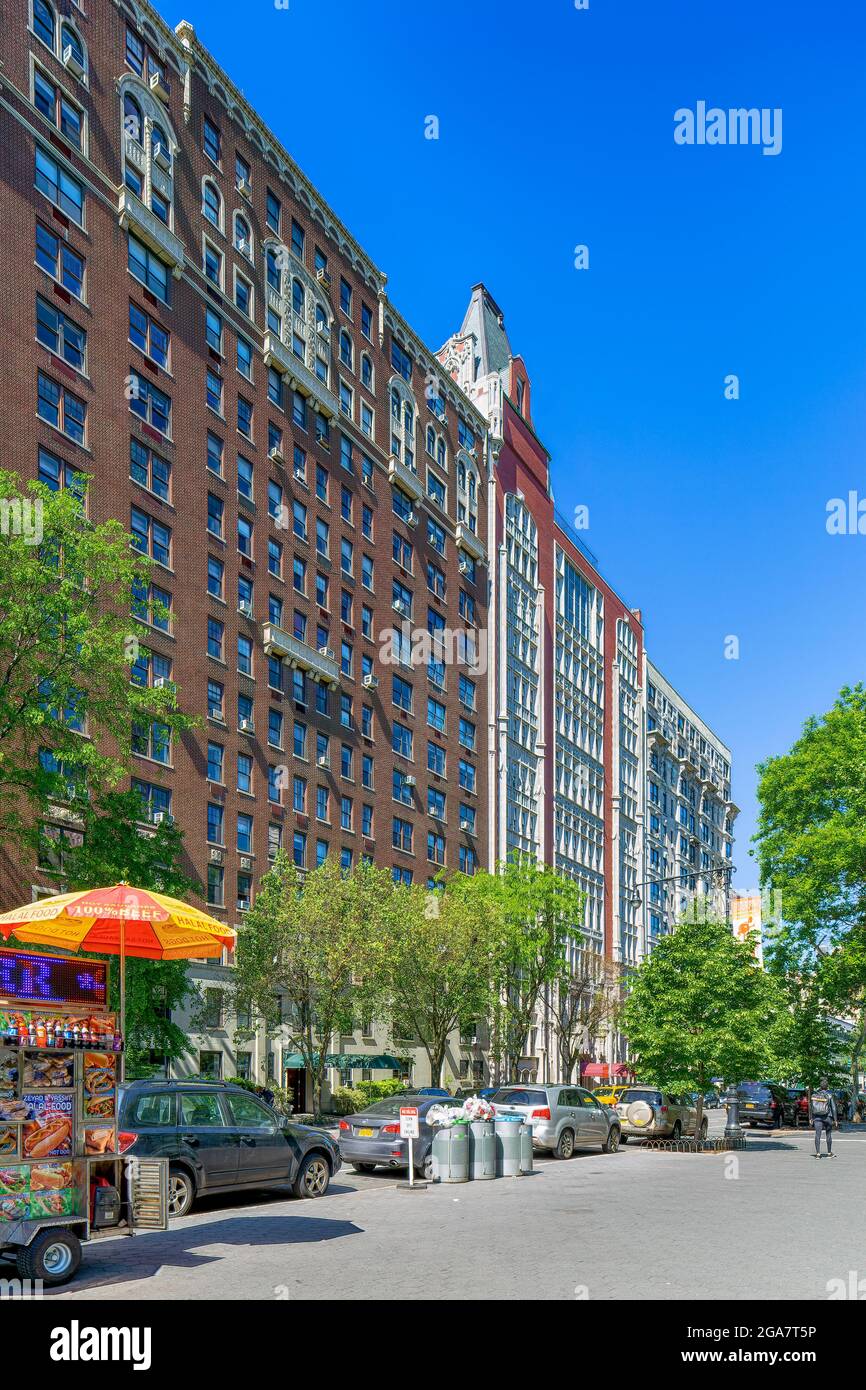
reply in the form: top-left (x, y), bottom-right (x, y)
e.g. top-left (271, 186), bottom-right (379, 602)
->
top-left (388, 454), bottom-right (424, 502)
top-left (455, 522), bottom-right (486, 563)
top-left (264, 333), bottom-right (339, 419)
top-left (262, 623), bottom-right (340, 688)
top-left (118, 188), bottom-right (185, 276)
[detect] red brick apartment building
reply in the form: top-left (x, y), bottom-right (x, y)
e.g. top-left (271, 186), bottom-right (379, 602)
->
top-left (0, 0), bottom-right (491, 1089)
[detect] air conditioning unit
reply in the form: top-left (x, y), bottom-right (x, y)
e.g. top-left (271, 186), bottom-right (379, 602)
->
top-left (63, 46), bottom-right (85, 79)
top-left (149, 70), bottom-right (169, 101)
top-left (153, 811), bottom-right (173, 826)
top-left (240, 856), bottom-right (252, 870)
top-left (153, 144), bottom-right (171, 173)
top-left (362, 674), bottom-right (379, 690)
top-left (153, 676), bottom-right (174, 690)
top-left (392, 599), bottom-right (408, 617)
top-left (268, 446), bottom-right (284, 465)
top-left (239, 600), bottom-right (253, 617)
top-left (406, 511), bottom-right (418, 528)
top-left (460, 819), bottom-right (473, 832)
top-left (316, 268), bottom-right (332, 290)
top-left (209, 848), bottom-right (224, 863)
top-left (238, 179), bottom-right (252, 201)
top-left (458, 560), bottom-right (469, 574)
top-left (318, 645), bottom-right (334, 659)
top-left (403, 775), bottom-right (416, 788)
top-left (240, 717), bottom-right (254, 732)
top-left (315, 321), bottom-right (330, 338)
top-left (237, 898), bottom-right (251, 913)
top-left (317, 754), bottom-right (330, 768)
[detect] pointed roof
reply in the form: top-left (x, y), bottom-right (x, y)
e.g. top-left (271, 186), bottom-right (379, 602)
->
top-left (458, 283), bottom-right (513, 382)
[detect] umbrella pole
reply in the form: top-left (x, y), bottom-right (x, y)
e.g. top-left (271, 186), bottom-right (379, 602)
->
top-left (119, 918), bottom-right (126, 1083)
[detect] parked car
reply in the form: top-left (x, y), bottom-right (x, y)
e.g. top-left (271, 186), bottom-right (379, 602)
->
top-left (613, 1087), bottom-right (708, 1143)
top-left (594, 1085), bottom-right (629, 1110)
top-left (338, 1093), bottom-right (448, 1178)
top-left (703, 1091), bottom-right (723, 1110)
top-left (787, 1087), bottom-right (809, 1128)
top-left (118, 1081), bottom-right (341, 1218)
top-left (416, 1087), bottom-right (451, 1097)
top-left (737, 1081), bottom-right (795, 1128)
top-left (489, 1085), bottom-right (621, 1158)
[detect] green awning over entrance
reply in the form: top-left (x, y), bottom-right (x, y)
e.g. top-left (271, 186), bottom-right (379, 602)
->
top-left (283, 1053), bottom-right (403, 1070)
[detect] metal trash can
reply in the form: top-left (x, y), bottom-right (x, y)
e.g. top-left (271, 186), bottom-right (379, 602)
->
top-left (432, 1124), bottom-right (470, 1182)
top-left (469, 1121), bottom-right (496, 1180)
top-left (495, 1116), bottom-right (522, 1177)
top-left (518, 1123), bottom-right (534, 1175)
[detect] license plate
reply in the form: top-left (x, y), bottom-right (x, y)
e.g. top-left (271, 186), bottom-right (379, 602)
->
top-left (745, 1103), bottom-right (755, 1109)
top-left (356, 1127), bottom-right (375, 1138)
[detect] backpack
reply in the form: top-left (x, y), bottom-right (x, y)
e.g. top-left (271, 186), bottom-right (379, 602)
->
top-left (812, 1091), bottom-right (831, 1117)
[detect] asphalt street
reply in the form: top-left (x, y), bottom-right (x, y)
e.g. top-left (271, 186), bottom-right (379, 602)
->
top-left (47, 1113), bottom-right (866, 1301)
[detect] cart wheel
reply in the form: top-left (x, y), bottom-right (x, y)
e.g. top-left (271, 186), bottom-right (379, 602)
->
top-left (16, 1229), bottom-right (81, 1286)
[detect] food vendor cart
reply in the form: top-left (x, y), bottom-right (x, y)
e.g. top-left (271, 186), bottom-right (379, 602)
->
top-left (0, 945), bottom-right (168, 1285)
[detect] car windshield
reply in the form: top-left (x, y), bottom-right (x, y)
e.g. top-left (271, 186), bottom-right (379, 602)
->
top-left (491, 1089), bottom-right (547, 1106)
top-left (619, 1090), bottom-right (662, 1104)
top-left (360, 1096), bottom-right (427, 1116)
top-left (739, 1083), bottom-right (772, 1099)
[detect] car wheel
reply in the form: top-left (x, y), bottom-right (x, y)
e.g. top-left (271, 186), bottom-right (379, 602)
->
top-left (350, 1162), bottom-right (377, 1174)
top-left (671, 1121), bottom-right (682, 1141)
top-left (16, 1229), bottom-right (81, 1287)
top-left (555, 1128), bottom-right (575, 1160)
top-left (168, 1166), bottom-right (195, 1219)
top-left (419, 1151), bottom-right (434, 1182)
top-left (294, 1152), bottom-right (331, 1199)
top-left (602, 1126), bottom-right (620, 1154)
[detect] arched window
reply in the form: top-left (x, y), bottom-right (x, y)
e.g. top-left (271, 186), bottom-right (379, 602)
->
top-left (292, 279), bottom-right (305, 316)
top-left (426, 425), bottom-right (435, 456)
top-left (34, 0), bottom-right (55, 49)
top-left (390, 380), bottom-right (417, 471)
top-left (361, 354), bottom-right (373, 390)
top-left (151, 123), bottom-right (171, 168)
top-left (339, 330), bottom-right (353, 370)
top-left (436, 438), bottom-right (446, 469)
top-left (203, 180), bottom-right (221, 228)
top-left (61, 23), bottom-right (84, 68)
top-left (123, 94), bottom-right (143, 144)
top-left (234, 213), bottom-right (252, 259)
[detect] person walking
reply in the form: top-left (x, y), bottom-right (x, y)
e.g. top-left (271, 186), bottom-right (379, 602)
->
top-left (810, 1078), bottom-right (838, 1158)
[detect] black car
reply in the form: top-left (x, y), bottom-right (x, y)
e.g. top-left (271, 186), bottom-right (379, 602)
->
top-left (737, 1081), bottom-right (795, 1129)
top-left (118, 1081), bottom-right (341, 1218)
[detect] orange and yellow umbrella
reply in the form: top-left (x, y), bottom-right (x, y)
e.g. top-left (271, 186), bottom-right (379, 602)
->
top-left (0, 883), bottom-right (236, 960)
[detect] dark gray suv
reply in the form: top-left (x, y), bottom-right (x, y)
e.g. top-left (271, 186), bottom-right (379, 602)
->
top-left (118, 1081), bottom-right (340, 1217)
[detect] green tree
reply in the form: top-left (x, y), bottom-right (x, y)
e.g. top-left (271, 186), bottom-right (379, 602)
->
top-left (754, 685), bottom-right (866, 1099)
top-left (53, 788), bottom-right (199, 1077)
top-left (768, 972), bottom-right (848, 1094)
top-left (378, 873), bottom-right (494, 1087)
top-left (232, 854), bottom-right (391, 1117)
top-left (480, 856), bottom-right (585, 1083)
top-left (620, 917), bottom-right (783, 1139)
top-left (0, 469), bottom-right (190, 836)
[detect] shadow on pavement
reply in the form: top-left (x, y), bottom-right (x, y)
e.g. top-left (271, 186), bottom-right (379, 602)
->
top-left (49, 1211), bottom-right (363, 1296)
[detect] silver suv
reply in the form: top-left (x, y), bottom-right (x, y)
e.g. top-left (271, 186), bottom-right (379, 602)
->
top-left (490, 1085), bottom-right (621, 1158)
top-left (614, 1087), bottom-right (707, 1143)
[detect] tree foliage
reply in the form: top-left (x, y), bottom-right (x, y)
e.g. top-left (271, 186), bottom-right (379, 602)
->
top-left (0, 470), bottom-right (191, 835)
top-left (755, 684), bottom-right (866, 1095)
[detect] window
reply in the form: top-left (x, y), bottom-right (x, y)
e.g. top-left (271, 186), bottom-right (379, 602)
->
top-left (391, 340), bottom-right (412, 381)
top-left (207, 493), bottom-right (224, 540)
top-left (427, 471), bottom-right (446, 509)
top-left (130, 439), bottom-right (170, 501)
top-left (129, 372), bottom-right (171, 435)
top-left (266, 189), bottom-right (281, 233)
top-left (234, 212), bottom-right (252, 260)
top-left (131, 507), bottom-right (171, 567)
top-left (128, 234), bottom-right (169, 302)
top-left (458, 759), bottom-right (475, 793)
top-left (204, 241), bottom-right (223, 287)
top-left (268, 539), bottom-right (283, 577)
top-left (38, 446), bottom-right (83, 496)
top-left (459, 845), bottom-right (477, 875)
top-left (133, 579), bottom-right (172, 633)
top-left (340, 277), bottom-right (352, 316)
top-left (132, 719), bottom-right (170, 765)
top-left (35, 223), bottom-right (84, 298)
top-left (393, 722), bottom-right (413, 759)
top-left (35, 146), bottom-right (83, 224)
top-left (291, 218), bottom-right (305, 258)
top-left (207, 802), bottom-right (224, 845)
top-left (203, 179), bottom-right (221, 228)
top-left (235, 274), bottom-right (253, 317)
top-left (428, 830), bottom-right (446, 865)
top-left (428, 697), bottom-right (446, 733)
top-left (238, 516), bottom-right (253, 557)
top-left (428, 741), bottom-right (446, 777)
top-left (392, 816), bottom-right (413, 853)
top-left (34, 0), bottom-right (55, 48)
top-left (237, 337), bottom-right (253, 381)
top-left (34, 69), bottom-right (83, 149)
top-left (203, 116), bottom-right (221, 165)
top-left (206, 617), bottom-right (223, 660)
top-left (238, 396), bottom-right (253, 439)
top-left (36, 297), bottom-right (86, 371)
top-left (427, 518), bottom-right (446, 554)
top-left (37, 372), bottom-right (85, 443)
top-left (126, 304), bottom-right (168, 371)
top-left (207, 555), bottom-right (224, 599)
top-left (237, 752), bottom-right (253, 795)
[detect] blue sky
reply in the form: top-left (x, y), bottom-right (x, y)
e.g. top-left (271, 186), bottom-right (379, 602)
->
top-left (166, 0), bottom-right (866, 883)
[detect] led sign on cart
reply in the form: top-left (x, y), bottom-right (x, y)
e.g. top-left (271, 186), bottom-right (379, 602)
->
top-left (0, 949), bottom-right (108, 1008)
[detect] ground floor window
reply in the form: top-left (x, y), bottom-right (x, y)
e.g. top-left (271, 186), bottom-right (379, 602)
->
top-left (199, 1050), bottom-right (222, 1080)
